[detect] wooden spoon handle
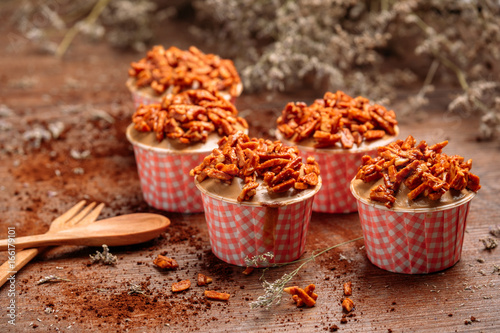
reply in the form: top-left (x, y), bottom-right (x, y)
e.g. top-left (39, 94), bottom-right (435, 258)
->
top-left (0, 233), bottom-right (74, 251)
top-left (0, 248), bottom-right (42, 288)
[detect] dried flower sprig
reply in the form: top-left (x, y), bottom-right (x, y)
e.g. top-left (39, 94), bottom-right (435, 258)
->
top-left (128, 283), bottom-right (148, 296)
top-left (36, 275), bottom-right (71, 285)
top-left (244, 252), bottom-right (274, 268)
top-left (249, 236), bottom-right (363, 309)
top-left (490, 225), bottom-right (500, 238)
top-left (480, 238), bottom-right (498, 250)
top-left (89, 244), bottom-right (117, 265)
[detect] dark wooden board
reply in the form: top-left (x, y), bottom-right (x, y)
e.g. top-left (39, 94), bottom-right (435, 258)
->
top-left (0, 12), bottom-right (499, 333)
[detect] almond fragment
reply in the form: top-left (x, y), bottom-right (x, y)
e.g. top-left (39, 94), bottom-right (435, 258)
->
top-left (197, 273), bottom-right (213, 286)
top-left (285, 284), bottom-right (317, 308)
top-left (153, 255), bottom-right (178, 269)
top-left (242, 267), bottom-right (254, 275)
top-left (205, 290), bottom-right (230, 301)
top-left (342, 298), bottom-right (354, 313)
top-left (172, 280), bottom-right (191, 292)
top-left (343, 281), bottom-right (352, 296)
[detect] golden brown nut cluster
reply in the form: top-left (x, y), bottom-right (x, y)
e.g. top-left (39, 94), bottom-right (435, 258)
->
top-left (129, 45), bottom-right (241, 97)
top-left (277, 91), bottom-right (398, 149)
top-left (132, 89), bottom-right (248, 144)
top-left (284, 284), bottom-right (318, 307)
top-left (153, 254), bottom-right (178, 269)
top-left (356, 135), bottom-right (481, 207)
top-left (190, 132), bottom-right (321, 202)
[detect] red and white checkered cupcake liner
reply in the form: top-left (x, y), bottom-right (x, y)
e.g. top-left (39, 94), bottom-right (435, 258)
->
top-left (276, 131), bottom-right (397, 213)
top-left (196, 180), bottom-right (321, 267)
top-left (300, 149), bottom-right (376, 213)
top-left (126, 124), bottom-right (210, 213)
top-left (352, 185), bottom-right (476, 274)
top-left (131, 145), bottom-right (206, 213)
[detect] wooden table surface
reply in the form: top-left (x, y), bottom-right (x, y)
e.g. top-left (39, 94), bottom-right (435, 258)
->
top-left (1, 15), bottom-right (499, 333)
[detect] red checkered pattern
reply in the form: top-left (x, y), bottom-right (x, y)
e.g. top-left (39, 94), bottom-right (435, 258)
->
top-left (132, 145), bottom-right (205, 213)
top-left (300, 149), bottom-right (377, 213)
top-left (130, 90), bottom-right (162, 110)
top-left (200, 192), bottom-right (315, 267)
top-left (357, 199), bottom-right (473, 274)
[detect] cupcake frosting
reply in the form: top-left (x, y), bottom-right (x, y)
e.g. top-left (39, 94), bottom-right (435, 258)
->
top-left (352, 135), bottom-right (481, 209)
top-left (131, 89), bottom-right (248, 147)
top-left (190, 132), bottom-right (321, 203)
top-left (128, 45), bottom-right (242, 99)
top-left (276, 91), bottom-right (398, 149)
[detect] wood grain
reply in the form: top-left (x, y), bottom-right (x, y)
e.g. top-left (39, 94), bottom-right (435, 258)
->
top-left (0, 14), bottom-right (499, 333)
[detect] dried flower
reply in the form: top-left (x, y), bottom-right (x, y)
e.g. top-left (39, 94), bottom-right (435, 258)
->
top-left (489, 225), bottom-right (500, 238)
top-left (244, 252), bottom-right (274, 268)
top-left (89, 244), bottom-right (117, 265)
top-left (128, 283), bottom-right (147, 296)
top-left (480, 238), bottom-right (498, 250)
top-left (249, 271), bottom-right (295, 309)
top-left (70, 149), bottom-right (91, 160)
top-left (249, 237), bottom-right (363, 309)
top-left (36, 275), bottom-right (71, 285)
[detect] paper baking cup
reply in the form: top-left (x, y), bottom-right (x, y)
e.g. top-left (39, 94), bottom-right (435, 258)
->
top-left (351, 183), bottom-right (475, 274)
top-left (126, 125), bottom-right (209, 213)
top-left (130, 89), bottom-right (162, 110)
top-left (196, 179), bottom-right (321, 266)
top-left (276, 130), bottom-right (397, 213)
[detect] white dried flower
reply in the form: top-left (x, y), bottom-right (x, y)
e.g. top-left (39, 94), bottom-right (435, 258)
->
top-left (0, 105), bottom-right (14, 117)
top-left (36, 275), bottom-right (71, 285)
top-left (23, 127), bottom-right (52, 148)
top-left (244, 252), bottom-right (274, 268)
top-left (70, 149), bottom-right (91, 160)
top-left (48, 121), bottom-right (65, 139)
top-left (89, 244), bottom-right (117, 265)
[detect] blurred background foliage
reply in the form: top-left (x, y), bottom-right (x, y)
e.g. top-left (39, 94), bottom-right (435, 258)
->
top-left (4, 0), bottom-right (500, 140)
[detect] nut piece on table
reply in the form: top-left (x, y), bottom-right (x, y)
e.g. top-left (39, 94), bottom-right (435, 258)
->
top-left (242, 267), bottom-right (254, 275)
top-left (204, 290), bottom-right (230, 301)
top-left (197, 273), bottom-right (213, 286)
top-left (153, 254), bottom-right (179, 269)
top-left (342, 298), bottom-right (354, 313)
top-left (284, 284), bottom-right (318, 307)
top-left (343, 281), bottom-right (352, 296)
top-left (172, 280), bottom-right (191, 292)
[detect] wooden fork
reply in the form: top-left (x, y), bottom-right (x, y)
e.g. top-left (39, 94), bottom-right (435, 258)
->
top-left (0, 200), bottom-right (104, 288)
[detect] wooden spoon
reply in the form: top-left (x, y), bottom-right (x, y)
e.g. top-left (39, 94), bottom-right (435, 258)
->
top-left (0, 213), bottom-right (170, 251)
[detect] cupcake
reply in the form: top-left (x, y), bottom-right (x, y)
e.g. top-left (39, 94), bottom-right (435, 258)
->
top-left (127, 45), bottom-right (243, 108)
top-left (276, 91), bottom-right (398, 213)
top-left (190, 132), bottom-right (322, 266)
top-left (126, 89), bottom-right (248, 213)
top-left (350, 135), bottom-right (481, 274)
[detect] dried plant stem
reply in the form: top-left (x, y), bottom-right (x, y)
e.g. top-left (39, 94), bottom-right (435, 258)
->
top-left (412, 14), bottom-right (489, 114)
top-left (272, 236), bottom-right (364, 269)
top-left (422, 60), bottom-right (439, 90)
top-left (56, 0), bottom-right (111, 58)
top-left (250, 236), bottom-right (364, 309)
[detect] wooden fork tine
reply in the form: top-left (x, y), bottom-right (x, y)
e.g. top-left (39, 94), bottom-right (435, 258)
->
top-left (74, 203), bottom-right (105, 226)
top-left (48, 200), bottom-right (87, 231)
top-left (65, 202), bottom-right (97, 226)
top-left (53, 200), bottom-right (86, 224)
